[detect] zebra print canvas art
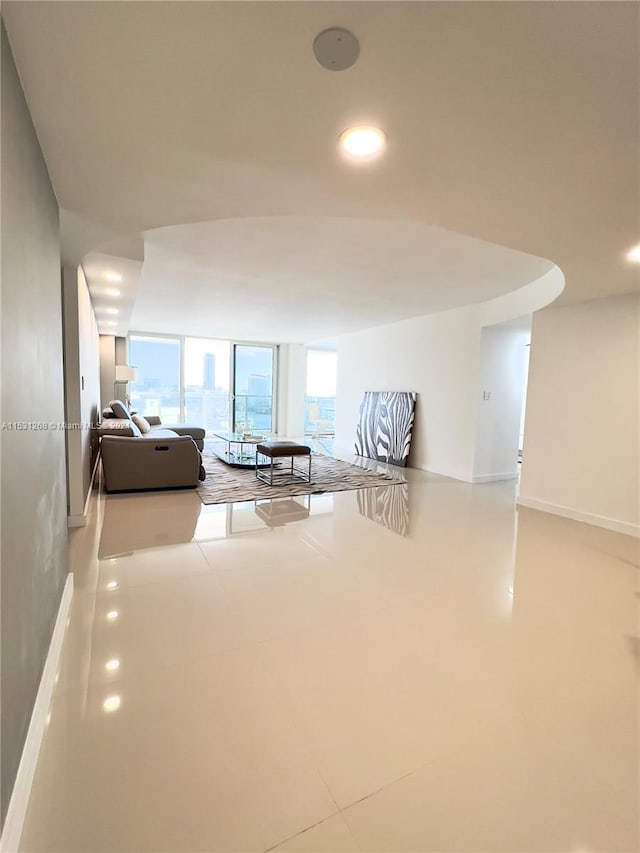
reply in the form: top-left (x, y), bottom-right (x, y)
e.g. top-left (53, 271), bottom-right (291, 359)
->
top-left (354, 391), bottom-right (417, 467)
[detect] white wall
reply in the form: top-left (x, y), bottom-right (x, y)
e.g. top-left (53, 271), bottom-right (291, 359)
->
top-left (335, 307), bottom-right (481, 479)
top-left (62, 266), bottom-right (100, 525)
top-left (99, 335), bottom-right (116, 411)
top-left (277, 343), bottom-right (306, 437)
top-left (335, 268), bottom-right (564, 479)
top-left (472, 324), bottom-right (529, 482)
top-left (519, 293), bottom-right (639, 536)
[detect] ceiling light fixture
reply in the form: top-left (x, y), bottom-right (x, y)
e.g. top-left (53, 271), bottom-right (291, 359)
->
top-left (105, 272), bottom-right (122, 282)
top-left (103, 695), bottom-right (121, 712)
top-left (105, 288), bottom-right (121, 297)
top-left (104, 308), bottom-right (119, 315)
top-left (105, 659), bottom-right (120, 672)
top-left (625, 243), bottom-right (640, 263)
top-left (340, 126), bottom-right (386, 159)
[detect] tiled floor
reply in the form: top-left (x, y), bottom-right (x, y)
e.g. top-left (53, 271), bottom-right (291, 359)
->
top-left (18, 452), bottom-right (639, 852)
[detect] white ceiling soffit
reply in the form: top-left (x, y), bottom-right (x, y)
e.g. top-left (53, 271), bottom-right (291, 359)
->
top-left (3, 1), bottom-right (638, 314)
top-left (82, 253), bottom-right (142, 338)
top-left (129, 217), bottom-right (554, 343)
top-left (60, 209), bottom-right (145, 267)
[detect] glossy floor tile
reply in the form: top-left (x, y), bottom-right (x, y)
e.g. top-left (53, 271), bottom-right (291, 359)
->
top-left (18, 456), bottom-right (639, 852)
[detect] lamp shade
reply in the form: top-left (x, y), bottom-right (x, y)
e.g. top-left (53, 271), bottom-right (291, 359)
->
top-left (114, 365), bottom-right (137, 383)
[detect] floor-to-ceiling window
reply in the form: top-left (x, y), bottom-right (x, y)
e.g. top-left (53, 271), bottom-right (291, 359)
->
top-left (128, 335), bottom-right (277, 435)
top-left (233, 344), bottom-right (275, 433)
top-left (129, 335), bottom-right (181, 421)
top-left (304, 349), bottom-right (337, 435)
top-left (184, 337), bottom-right (231, 433)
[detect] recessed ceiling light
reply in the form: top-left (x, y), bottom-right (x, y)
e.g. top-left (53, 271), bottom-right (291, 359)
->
top-left (106, 610), bottom-right (119, 621)
top-left (104, 308), bottom-right (119, 315)
top-left (106, 581), bottom-right (119, 591)
top-left (105, 288), bottom-right (121, 297)
top-left (105, 659), bottom-right (120, 672)
top-left (340, 126), bottom-right (386, 158)
top-left (105, 272), bottom-right (122, 282)
top-left (626, 244), bottom-right (640, 263)
top-left (103, 695), bottom-right (121, 712)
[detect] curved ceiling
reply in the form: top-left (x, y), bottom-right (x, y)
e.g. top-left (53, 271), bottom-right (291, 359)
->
top-left (130, 216), bottom-right (553, 342)
top-left (3, 1), bottom-right (638, 337)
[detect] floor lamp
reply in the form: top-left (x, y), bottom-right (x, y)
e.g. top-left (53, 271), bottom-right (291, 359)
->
top-left (114, 365), bottom-right (137, 410)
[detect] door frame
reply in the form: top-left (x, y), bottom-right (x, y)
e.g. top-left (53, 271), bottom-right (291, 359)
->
top-left (230, 341), bottom-right (279, 434)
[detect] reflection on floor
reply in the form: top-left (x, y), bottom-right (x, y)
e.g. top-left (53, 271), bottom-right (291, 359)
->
top-left (19, 457), bottom-right (639, 852)
top-left (357, 482), bottom-right (410, 537)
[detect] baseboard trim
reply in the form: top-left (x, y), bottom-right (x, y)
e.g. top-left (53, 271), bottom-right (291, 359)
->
top-left (67, 452), bottom-right (100, 529)
top-left (416, 464), bottom-right (472, 482)
top-left (0, 572), bottom-right (74, 853)
top-left (472, 472), bottom-right (519, 484)
top-left (517, 496), bottom-right (639, 538)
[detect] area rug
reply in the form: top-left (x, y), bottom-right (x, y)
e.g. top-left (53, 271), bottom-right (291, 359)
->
top-left (197, 452), bottom-right (406, 505)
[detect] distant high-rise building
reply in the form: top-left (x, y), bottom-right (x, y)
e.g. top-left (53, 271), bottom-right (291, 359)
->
top-left (203, 353), bottom-right (216, 391)
top-left (248, 374), bottom-right (270, 396)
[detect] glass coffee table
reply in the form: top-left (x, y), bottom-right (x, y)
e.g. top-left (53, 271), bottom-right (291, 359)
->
top-left (211, 432), bottom-right (270, 468)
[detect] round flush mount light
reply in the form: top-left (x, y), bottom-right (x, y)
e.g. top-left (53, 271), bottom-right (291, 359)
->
top-left (340, 126), bottom-right (386, 158)
top-left (625, 243), bottom-right (640, 263)
top-left (103, 695), bottom-right (121, 713)
top-left (105, 272), bottom-right (122, 282)
top-left (313, 28), bottom-right (359, 71)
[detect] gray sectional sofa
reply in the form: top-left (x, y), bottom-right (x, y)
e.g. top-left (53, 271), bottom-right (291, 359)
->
top-left (99, 400), bottom-right (206, 493)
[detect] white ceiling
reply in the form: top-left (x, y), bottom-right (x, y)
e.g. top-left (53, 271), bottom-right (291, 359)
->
top-left (131, 217), bottom-right (551, 343)
top-left (3, 1), bottom-right (638, 340)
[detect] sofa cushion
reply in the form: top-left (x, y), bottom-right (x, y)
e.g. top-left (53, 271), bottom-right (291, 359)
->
top-left (109, 399), bottom-right (130, 419)
top-left (154, 423), bottom-right (206, 441)
top-left (139, 428), bottom-right (181, 440)
top-left (99, 419), bottom-right (141, 438)
top-left (132, 414), bottom-right (151, 434)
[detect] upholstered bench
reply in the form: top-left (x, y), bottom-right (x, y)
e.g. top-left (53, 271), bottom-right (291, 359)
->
top-left (255, 441), bottom-right (312, 486)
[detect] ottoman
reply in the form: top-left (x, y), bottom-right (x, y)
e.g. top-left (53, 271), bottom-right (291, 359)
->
top-left (255, 441), bottom-right (312, 486)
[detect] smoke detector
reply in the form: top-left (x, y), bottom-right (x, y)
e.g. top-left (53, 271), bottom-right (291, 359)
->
top-left (313, 28), bottom-right (360, 71)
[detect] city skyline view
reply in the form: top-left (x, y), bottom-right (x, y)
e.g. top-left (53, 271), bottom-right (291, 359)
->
top-left (128, 335), bottom-right (336, 435)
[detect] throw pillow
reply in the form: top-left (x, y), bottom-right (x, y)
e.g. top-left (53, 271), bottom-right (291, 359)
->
top-left (132, 414), bottom-right (151, 434)
top-left (109, 399), bottom-right (130, 419)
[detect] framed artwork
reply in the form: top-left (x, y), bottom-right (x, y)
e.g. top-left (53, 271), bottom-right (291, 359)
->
top-left (354, 391), bottom-right (417, 467)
